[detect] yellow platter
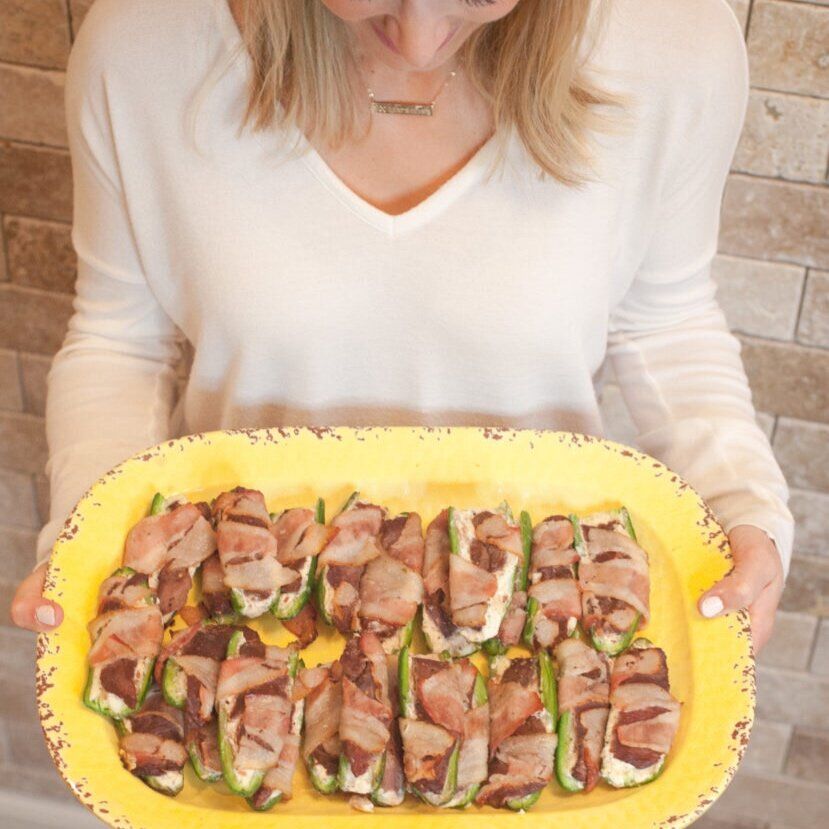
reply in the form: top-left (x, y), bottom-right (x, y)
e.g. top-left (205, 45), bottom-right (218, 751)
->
top-left (36, 427), bottom-right (754, 829)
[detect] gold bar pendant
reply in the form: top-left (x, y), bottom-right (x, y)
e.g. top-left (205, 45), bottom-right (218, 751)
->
top-left (370, 100), bottom-right (434, 116)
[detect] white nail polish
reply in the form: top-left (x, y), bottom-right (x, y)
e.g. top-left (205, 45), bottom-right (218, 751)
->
top-left (35, 605), bottom-right (56, 627)
top-left (700, 596), bottom-right (724, 618)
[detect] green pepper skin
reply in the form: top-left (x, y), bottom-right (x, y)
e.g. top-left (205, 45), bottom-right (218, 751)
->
top-left (505, 790), bottom-right (542, 811)
top-left (161, 658), bottom-right (186, 709)
top-left (306, 758), bottom-right (339, 794)
top-left (246, 788), bottom-right (283, 811)
top-left (538, 650), bottom-right (557, 726)
top-left (83, 658), bottom-right (154, 720)
top-left (410, 741), bottom-right (459, 806)
top-left (337, 751), bottom-right (386, 795)
top-left (398, 645), bottom-right (414, 717)
top-left (315, 497), bottom-right (326, 524)
top-left (518, 510), bottom-right (533, 592)
top-left (447, 506), bottom-right (460, 555)
top-left (555, 709), bottom-right (584, 792)
top-left (272, 556), bottom-right (316, 620)
top-left (314, 565), bottom-right (335, 626)
top-left (144, 771), bottom-right (184, 797)
top-left (149, 492), bottom-right (166, 515)
top-left (338, 490), bottom-right (360, 515)
top-left (218, 705), bottom-right (265, 797)
top-left (187, 741), bottom-right (222, 782)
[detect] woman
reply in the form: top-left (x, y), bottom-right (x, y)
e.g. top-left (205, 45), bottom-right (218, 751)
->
top-left (11, 0), bottom-right (790, 651)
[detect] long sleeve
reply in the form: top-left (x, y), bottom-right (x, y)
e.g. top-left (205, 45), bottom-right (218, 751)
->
top-left (36, 20), bottom-right (182, 563)
top-left (607, 2), bottom-right (794, 572)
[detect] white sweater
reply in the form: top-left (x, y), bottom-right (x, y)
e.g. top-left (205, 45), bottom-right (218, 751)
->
top-left (39, 0), bottom-right (794, 570)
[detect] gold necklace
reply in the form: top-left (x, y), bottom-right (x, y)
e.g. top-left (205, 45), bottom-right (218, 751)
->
top-left (366, 65), bottom-right (461, 117)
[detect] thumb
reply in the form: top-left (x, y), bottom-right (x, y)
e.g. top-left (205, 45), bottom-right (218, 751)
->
top-left (698, 543), bottom-right (776, 619)
top-left (10, 562), bottom-right (64, 632)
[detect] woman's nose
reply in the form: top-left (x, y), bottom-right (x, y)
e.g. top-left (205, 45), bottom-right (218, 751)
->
top-left (392, 7), bottom-right (455, 68)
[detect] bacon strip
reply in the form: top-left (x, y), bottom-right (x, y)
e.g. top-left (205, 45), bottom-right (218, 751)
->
top-left (526, 515), bottom-right (580, 650)
top-left (556, 638), bottom-right (610, 792)
top-left (119, 689), bottom-right (186, 786)
top-left (579, 521), bottom-right (650, 640)
top-left (301, 663), bottom-right (343, 767)
top-left (604, 644), bottom-right (680, 771)
top-left (213, 488), bottom-right (291, 597)
top-left (124, 502), bottom-right (216, 620)
top-left (216, 643), bottom-right (297, 777)
top-left (476, 657), bottom-right (555, 808)
top-left (338, 633), bottom-right (393, 787)
top-left (200, 552), bottom-right (234, 619)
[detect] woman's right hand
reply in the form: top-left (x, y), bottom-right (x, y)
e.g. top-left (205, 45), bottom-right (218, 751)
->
top-left (10, 562), bottom-right (64, 632)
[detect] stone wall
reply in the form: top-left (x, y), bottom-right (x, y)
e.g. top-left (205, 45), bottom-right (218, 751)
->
top-left (0, 1), bottom-right (826, 826)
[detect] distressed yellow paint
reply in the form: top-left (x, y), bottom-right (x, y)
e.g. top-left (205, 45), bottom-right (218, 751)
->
top-left (37, 427), bottom-right (754, 828)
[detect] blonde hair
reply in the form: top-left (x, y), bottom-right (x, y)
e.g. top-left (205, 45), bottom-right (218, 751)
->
top-left (236, 0), bottom-right (624, 186)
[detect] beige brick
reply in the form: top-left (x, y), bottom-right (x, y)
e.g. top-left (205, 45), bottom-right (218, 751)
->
top-left (0, 764), bottom-right (73, 801)
top-left (4, 216), bottom-right (75, 293)
top-left (0, 0), bottom-right (70, 69)
top-left (712, 255), bottom-right (805, 340)
top-left (740, 338), bottom-right (829, 426)
top-left (756, 666), bottom-right (829, 728)
top-left (0, 468), bottom-right (38, 530)
top-left (0, 218), bottom-right (6, 282)
top-left (0, 141), bottom-right (71, 222)
top-left (779, 555), bottom-right (829, 617)
top-left (748, 0), bottom-right (829, 98)
top-left (0, 412), bottom-right (47, 475)
top-left (0, 64), bottom-right (66, 146)
top-left (0, 524), bottom-right (38, 580)
top-left (4, 718), bottom-right (57, 771)
top-left (34, 474), bottom-right (49, 526)
top-left (790, 488), bottom-right (829, 558)
top-left (69, 0), bottom-right (95, 39)
top-left (0, 348), bottom-right (22, 411)
top-left (811, 619), bottom-right (829, 675)
top-left (741, 718), bottom-right (792, 775)
top-left (19, 352), bottom-right (51, 417)
top-left (0, 625), bottom-right (37, 677)
top-left (798, 270), bottom-right (829, 348)
top-left (758, 611), bottom-right (818, 670)
top-left (785, 729), bottom-right (829, 784)
top-left (725, 0), bottom-right (750, 32)
top-left (773, 418), bottom-right (829, 492)
top-left (693, 816), bottom-right (768, 829)
top-left (712, 770), bottom-right (829, 829)
top-left (0, 285), bottom-right (72, 355)
top-left (720, 175), bottom-right (829, 269)
top-left (734, 91), bottom-right (829, 184)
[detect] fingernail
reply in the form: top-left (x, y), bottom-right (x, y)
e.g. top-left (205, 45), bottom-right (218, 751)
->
top-left (35, 604), bottom-right (56, 627)
top-left (701, 596), bottom-right (725, 618)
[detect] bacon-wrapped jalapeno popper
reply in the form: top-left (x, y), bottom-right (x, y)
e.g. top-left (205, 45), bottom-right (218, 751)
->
top-left (421, 509), bottom-right (477, 658)
top-left (116, 687), bottom-right (187, 796)
top-left (523, 514), bottom-right (581, 651)
top-left (212, 488), bottom-right (293, 618)
top-left (484, 509), bottom-right (533, 655)
top-left (337, 631), bottom-right (394, 795)
top-left (554, 638), bottom-right (611, 793)
top-left (476, 652), bottom-right (557, 810)
top-left (298, 661), bottom-right (343, 794)
top-left (447, 505), bottom-right (523, 644)
top-left (270, 498), bottom-right (329, 621)
top-left (398, 647), bottom-right (488, 807)
top-left (199, 551), bottom-right (236, 623)
top-left (215, 629), bottom-right (301, 801)
top-left (317, 493), bottom-right (424, 652)
top-left (155, 620), bottom-right (236, 781)
top-left (124, 495), bottom-right (216, 623)
top-left (84, 567), bottom-right (163, 719)
top-left (601, 638), bottom-right (680, 787)
top-left (576, 507), bottom-right (649, 656)
top-left (372, 653), bottom-right (406, 806)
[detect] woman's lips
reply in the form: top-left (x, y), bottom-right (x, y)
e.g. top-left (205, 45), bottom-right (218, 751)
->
top-left (369, 21), bottom-right (461, 58)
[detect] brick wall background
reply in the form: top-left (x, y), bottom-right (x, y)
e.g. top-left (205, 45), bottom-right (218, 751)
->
top-left (0, 1), bottom-right (826, 826)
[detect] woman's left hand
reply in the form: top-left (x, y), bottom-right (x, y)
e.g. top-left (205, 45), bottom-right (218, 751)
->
top-left (697, 524), bottom-right (784, 653)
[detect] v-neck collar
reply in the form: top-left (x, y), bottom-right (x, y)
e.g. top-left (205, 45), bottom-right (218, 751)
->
top-left (212, 0), bottom-right (504, 238)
